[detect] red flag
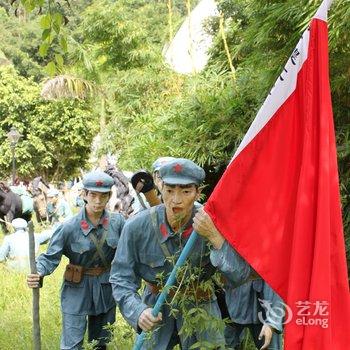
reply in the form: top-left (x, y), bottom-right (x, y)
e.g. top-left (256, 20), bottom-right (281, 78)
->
top-left (205, 1), bottom-right (350, 349)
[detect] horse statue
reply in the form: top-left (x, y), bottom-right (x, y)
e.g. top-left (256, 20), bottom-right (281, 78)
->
top-left (28, 176), bottom-right (50, 223)
top-left (0, 181), bottom-right (33, 232)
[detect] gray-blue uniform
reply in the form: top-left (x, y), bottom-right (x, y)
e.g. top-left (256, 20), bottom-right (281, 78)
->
top-left (110, 204), bottom-right (225, 349)
top-left (35, 171), bottom-right (125, 350)
top-left (211, 242), bottom-right (283, 350)
top-left (110, 158), bottom-right (228, 350)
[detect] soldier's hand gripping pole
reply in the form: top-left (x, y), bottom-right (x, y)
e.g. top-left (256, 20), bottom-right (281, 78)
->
top-left (133, 231), bottom-right (199, 350)
top-left (28, 221), bottom-right (41, 350)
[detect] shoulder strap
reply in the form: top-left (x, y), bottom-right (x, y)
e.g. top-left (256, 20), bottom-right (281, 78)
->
top-left (89, 228), bottom-right (109, 268)
top-left (150, 206), bottom-right (172, 259)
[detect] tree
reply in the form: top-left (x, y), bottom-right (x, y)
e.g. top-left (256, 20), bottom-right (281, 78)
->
top-left (0, 65), bottom-right (98, 180)
top-left (0, 7), bottom-right (46, 81)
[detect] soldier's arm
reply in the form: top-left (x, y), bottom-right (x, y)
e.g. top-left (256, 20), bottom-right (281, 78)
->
top-left (110, 224), bottom-right (149, 331)
top-left (35, 229), bottom-right (53, 245)
top-left (210, 240), bottom-right (253, 287)
top-left (35, 223), bottom-right (66, 276)
top-left (261, 282), bottom-right (284, 333)
top-left (193, 208), bottom-right (254, 286)
top-left (111, 213), bottom-right (126, 240)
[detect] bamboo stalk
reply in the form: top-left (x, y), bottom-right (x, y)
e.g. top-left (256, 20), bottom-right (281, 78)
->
top-left (219, 14), bottom-right (236, 82)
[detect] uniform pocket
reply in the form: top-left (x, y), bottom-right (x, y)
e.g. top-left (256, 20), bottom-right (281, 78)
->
top-left (71, 241), bottom-right (91, 254)
top-left (139, 254), bottom-right (165, 268)
top-left (137, 254), bottom-right (167, 284)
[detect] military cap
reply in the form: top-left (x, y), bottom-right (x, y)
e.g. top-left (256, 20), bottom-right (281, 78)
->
top-left (12, 218), bottom-right (28, 230)
top-left (159, 158), bottom-right (205, 185)
top-left (47, 188), bottom-right (60, 197)
top-left (83, 170), bottom-right (114, 193)
top-left (152, 157), bottom-right (176, 172)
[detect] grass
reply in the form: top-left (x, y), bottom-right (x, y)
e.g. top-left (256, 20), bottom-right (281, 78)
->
top-left (0, 230), bottom-right (135, 350)
top-left (0, 253), bottom-right (62, 349)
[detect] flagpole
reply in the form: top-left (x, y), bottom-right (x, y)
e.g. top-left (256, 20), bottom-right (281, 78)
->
top-left (133, 231), bottom-right (199, 350)
top-left (327, 0), bottom-right (334, 8)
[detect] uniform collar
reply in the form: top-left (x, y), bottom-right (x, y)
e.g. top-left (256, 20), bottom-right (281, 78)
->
top-left (158, 206), bottom-right (194, 243)
top-left (79, 208), bottom-right (109, 236)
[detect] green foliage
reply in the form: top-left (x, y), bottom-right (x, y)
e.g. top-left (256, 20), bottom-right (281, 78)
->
top-left (104, 320), bottom-right (135, 350)
top-left (0, 256), bottom-right (61, 349)
top-left (77, 0), bottom-right (157, 71)
top-left (0, 7), bottom-right (46, 81)
top-left (37, 10), bottom-right (68, 75)
top-left (67, 0), bottom-right (188, 82)
top-left (14, 0), bottom-right (71, 74)
top-left (149, 253), bottom-right (227, 350)
top-left (0, 65), bottom-right (98, 180)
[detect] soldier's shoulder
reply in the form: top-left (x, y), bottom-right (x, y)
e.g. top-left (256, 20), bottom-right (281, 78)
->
top-left (121, 208), bottom-right (161, 242)
top-left (124, 207), bottom-right (152, 228)
top-left (109, 211), bottom-right (125, 222)
top-left (108, 211), bottom-right (126, 230)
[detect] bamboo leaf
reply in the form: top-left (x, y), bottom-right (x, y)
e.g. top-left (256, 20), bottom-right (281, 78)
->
top-left (55, 54), bottom-right (64, 67)
top-left (60, 36), bottom-right (68, 53)
top-left (45, 61), bottom-right (56, 76)
top-left (40, 14), bottom-right (51, 30)
top-left (39, 42), bottom-right (49, 57)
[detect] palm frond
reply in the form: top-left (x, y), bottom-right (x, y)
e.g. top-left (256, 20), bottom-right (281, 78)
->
top-left (41, 75), bottom-right (96, 100)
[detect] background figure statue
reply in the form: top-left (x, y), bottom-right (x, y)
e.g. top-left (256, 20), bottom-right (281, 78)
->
top-left (46, 188), bottom-right (73, 227)
top-left (29, 176), bottom-right (50, 223)
top-left (105, 164), bottom-right (134, 218)
top-left (0, 218), bottom-right (51, 272)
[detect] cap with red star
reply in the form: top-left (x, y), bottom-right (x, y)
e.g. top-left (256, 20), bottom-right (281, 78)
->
top-left (82, 170), bottom-right (114, 193)
top-left (152, 157), bottom-right (176, 172)
top-left (159, 158), bottom-right (205, 185)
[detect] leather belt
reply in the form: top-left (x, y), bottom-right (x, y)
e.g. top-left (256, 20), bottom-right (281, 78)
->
top-left (84, 266), bottom-right (110, 276)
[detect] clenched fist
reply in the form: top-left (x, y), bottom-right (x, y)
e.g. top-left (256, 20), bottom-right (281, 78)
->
top-left (27, 273), bottom-right (42, 288)
top-left (193, 208), bottom-right (225, 249)
top-left (138, 308), bottom-right (162, 332)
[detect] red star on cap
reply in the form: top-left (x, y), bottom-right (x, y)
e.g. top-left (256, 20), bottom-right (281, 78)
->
top-left (95, 180), bottom-right (103, 186)
top-left (173, 164), bottom-right (183, 173)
